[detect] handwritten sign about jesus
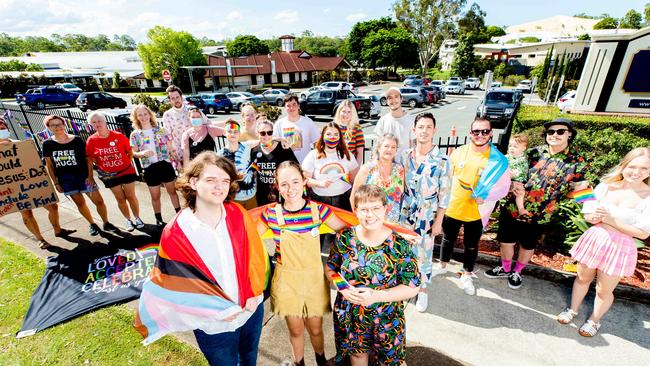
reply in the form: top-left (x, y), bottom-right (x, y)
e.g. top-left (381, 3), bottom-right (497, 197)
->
top-left (0, 140), bottom-right (58, 217)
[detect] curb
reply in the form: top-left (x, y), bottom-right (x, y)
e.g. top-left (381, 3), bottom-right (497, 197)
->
top-left (444, 248), bottom-right (650, 305)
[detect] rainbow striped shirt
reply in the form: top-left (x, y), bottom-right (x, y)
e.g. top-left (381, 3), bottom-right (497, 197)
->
top-left (339, 125), bottom-right (365, 151)
top-left (261, 201), bottom-right (332, 264)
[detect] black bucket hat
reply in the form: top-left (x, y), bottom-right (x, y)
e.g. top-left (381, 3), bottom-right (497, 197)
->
top-left (543, 118), bottom-right (577, 142)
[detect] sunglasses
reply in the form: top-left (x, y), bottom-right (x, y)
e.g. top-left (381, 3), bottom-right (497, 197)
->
top-left (470, 129), bottom-right (492, 136)
top-left (258, 131), bottom-right (273, 136)
top-left (546, 128), bottom-right (569, 136)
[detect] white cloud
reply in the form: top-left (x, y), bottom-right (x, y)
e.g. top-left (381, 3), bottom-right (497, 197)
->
top-left (346, 13), bottom-right (367, 22)
top-left (274, 10), bottom-right (298, 24)
top-left (227, 11), bottom-right (243, 20)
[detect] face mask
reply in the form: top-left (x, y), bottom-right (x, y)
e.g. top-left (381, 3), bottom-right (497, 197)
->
top-left (323, 136), bottom-right (339, 148)
top-left (191, 118), bottom-right (203, 127)
top-left (0, 129), bottom-right (10, 139)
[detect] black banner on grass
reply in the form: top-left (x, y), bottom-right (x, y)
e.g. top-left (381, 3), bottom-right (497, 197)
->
top-left (16, 243), bottom-right (158, 338)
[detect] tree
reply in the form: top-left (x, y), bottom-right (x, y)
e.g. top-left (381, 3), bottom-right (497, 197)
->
top-left (393, 0), bottom-right (467, 75)
top-left (198, 36), bottom-right (219, 47)
top-left (112, 72), bottom-right (121, 89)
top-left (493, 62), bottom-right (514, 80)
top-left (226, 35), bottom-right (269, 57)
top-left (295, 35), bottom-right (345, 56)
top-left (593, 17), bottom-right (619, 29)
top-left (345, 17), bottom-right (396, 66)
top-left (577, 33), bottom-right (591, 40)
top-left (0, 59), bottom-right (43, 71)
top-left (450, 34), bottom-right (475, 78)
top-left (361, 27), bottom-right (418, 71)
top-left (138, 26), bottom-right (206, 83)
top-left (619, 9), bottom-right (642, 29)
top-left (645, 4), bottom-right (650, 26)
top-left (458, 3), bottom-right (486, 37)
top-left (484, 25), bottom-right (505, 38)
top-left (263, 38), bottom-right (281, 52)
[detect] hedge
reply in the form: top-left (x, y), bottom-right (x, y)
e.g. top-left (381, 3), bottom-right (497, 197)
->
top-left (516, 105), bottom-right (650, 137)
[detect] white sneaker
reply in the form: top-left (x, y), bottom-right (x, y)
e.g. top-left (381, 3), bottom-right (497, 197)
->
top-left (125, 219), bottom-right (135, 232)
top-left (133, 217), bottom-right (144, 229)
top-left (415, 292), bottom-right (428, 312)
top-left (460, 273), bottom-right (476, 295)
top-left (430, 264), bottom-right (448, 277)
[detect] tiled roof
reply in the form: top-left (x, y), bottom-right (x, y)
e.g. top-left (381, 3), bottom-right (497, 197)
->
top-left (205, 51), bottom-right (346, 77)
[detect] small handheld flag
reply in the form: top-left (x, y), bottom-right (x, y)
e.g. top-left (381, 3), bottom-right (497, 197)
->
top-left (330, 272), bottom-right (351, 291)
top-left (340, 173), bottom-right (351, 184)
top-left (568, 187), bottom-right (596, 204)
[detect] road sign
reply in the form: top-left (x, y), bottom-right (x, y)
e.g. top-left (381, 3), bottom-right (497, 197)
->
top-left (162, 69), bottom-right (171, 82)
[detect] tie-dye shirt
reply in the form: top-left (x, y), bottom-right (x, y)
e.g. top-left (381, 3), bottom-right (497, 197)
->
top-left (261, 201), bottom-right (332, 264)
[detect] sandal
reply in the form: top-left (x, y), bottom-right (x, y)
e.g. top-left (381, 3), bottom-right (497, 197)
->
top-left (38, 240), bottom-right (51, 249)
top-left (557, 308), bottom-right (578, 324)
top-left (578, 319), bottom-right (601, 337)
top-left (54, 228), bottom-right (77, 237)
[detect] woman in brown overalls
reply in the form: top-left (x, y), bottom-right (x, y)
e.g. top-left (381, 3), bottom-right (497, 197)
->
top-left (258, 161), bottom-right (348, 366)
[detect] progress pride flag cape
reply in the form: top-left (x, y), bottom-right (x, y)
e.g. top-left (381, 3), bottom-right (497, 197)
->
top-left (472, 143), bottom-right (511, 227)
top-left (134, 202), bottom-right (269, 345)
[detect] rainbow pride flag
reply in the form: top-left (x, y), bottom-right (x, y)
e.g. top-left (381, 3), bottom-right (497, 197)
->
top-left (330, 273), bottom-right (351, 291)
top-left (340, 173), bottom-right (352, 184)
top-left (457, 178), bottom-right (474, 191)
top-left (568, 187), bottom-right (596, 203)
top-left (248, 161), bottom-right (261, 173)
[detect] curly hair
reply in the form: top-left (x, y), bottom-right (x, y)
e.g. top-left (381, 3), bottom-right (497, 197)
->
top-left (176, 152), bottom-right (241, 209)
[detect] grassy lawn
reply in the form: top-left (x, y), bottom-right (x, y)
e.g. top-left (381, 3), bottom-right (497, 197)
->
top-left (0, 239), bottom-right (207, 366)
top-left (518, 105), bottom-right (650, 124)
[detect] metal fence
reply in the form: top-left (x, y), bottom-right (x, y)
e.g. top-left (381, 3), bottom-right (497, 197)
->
top-left (1, 101), bottom-right (472, 168)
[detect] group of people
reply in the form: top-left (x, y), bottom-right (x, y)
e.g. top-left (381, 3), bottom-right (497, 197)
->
top-left (2, 83), bottom-right (648, 366)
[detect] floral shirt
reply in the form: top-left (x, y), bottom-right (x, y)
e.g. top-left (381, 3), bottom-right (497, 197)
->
top-left (162, 105), bottom-right (192, 169)
top-left (364, 161), bottom-right (404, 223)
top-left (505, 144), bottom-right (589, 224)
top-left (507, 153), bottom-right (528, 182)
top-left (130, 127), bottom-right (171, 168)
top-left (399, 146), bottom-right (452, 236)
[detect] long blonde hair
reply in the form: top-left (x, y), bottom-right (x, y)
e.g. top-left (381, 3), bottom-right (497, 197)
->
top-left (601, 147), bottom-right (650, 185)
top-left (130, 104), bottom-right (158, 130)
top-left (334, 100), bottom-right (360, 142)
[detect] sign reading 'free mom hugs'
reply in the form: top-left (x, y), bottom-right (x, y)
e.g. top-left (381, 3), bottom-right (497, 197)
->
top-left (0, 140), bottom-right (58, 217)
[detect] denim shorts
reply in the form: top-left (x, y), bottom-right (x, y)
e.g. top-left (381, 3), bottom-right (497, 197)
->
top-left (59, 173), bottom-right (98, 196)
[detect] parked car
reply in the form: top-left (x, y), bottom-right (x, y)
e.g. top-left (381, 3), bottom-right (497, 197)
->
top-left (55, 83), bottom-right (83, 93)
top-left (357, 94), bottom-right (382, 118)
top-left (379, 87), bottom-right (426, 108)
top-left (404, 78), bottom-right (425, 87)
top-left (420, 86), bottom-right (441, 104)
top-left (299, 89), bottom-right (372, 117)
top-left (184, 95), bottom-right (208, 111)
top-left (449, 76), bottom-right (463, 82)
top-left (259, 89), bottom-right (290, 106)
top-left (300, 86), bottom-right (326, 100)
top-left (516, 79), bottom-right (533, 93)
top-left (430, 80), bottom-right (445, 88)
top-left (201, 93), bottom-right (233, 114)
top-left (431, 85), bottom-right (446, 100)
top-left (490, 81), bottom-right (503, 89)
top-left (465, 77), bottom-right (480, 90)
top-left (476, 89), bottom-right (519, 129)
top-left (76, 92), bottom-right (127, 112)
top-left (319, 81), bottom-right (355, 91)
top-left (16, 86), bottom-right (80, 109)
top-left (226, 92), bottom-right (262, 110)
top-left (445, 80), bottom-right (465, 95)
top-left (557, 90), bottom-right (577, 112)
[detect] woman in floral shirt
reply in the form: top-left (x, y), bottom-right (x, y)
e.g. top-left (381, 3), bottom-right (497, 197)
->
top-left (130, 104), bottom-right (181, 226)
top-left (486, 118), bottom-right (589, 290)
top-left (327, 185), bottom-right (420, 366)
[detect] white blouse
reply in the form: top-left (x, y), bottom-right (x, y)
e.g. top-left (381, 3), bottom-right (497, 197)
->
top-left (582, 183), bottom-right (650, 233)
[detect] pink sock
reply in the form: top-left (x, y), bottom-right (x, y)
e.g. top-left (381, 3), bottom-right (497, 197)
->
top-left (501, 259), bottom-right (512, 272)
top-left (514, 261), bottom-right (526, 273)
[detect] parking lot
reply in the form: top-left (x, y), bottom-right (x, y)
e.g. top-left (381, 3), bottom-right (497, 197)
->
top-left (2, 82), bottom-right (516, 149)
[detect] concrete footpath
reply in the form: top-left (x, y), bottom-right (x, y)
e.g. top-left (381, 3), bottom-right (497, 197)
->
top-left (1, 181), bottom-right (649, 366)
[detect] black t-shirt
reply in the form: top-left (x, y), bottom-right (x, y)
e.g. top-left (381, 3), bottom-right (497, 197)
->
top-left (42, 136), bottom-right (88, 177)
top-left (250, 144), bottom-right (298, 205)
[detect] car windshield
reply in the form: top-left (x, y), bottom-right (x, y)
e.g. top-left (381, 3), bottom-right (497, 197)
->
top-left (486, 92), bottom-right (514, 103)
top-left (448, 81), bottom-right (460, 86)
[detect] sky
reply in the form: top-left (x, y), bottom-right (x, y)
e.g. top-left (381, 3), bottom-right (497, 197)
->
top-left (0, 0), bottom-right (648, 42)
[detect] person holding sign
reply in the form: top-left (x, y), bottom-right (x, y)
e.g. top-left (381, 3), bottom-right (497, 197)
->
top-left (85, 111), bottom-right (144, 232)
top-left (0, 117), bottom-right (75, 249)
top-left (42, 115), bottom-right (116, 236)
top-left (272, 94), bottom-right (319, 163)
top-left (326, 185), bottom-right (421, 366)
